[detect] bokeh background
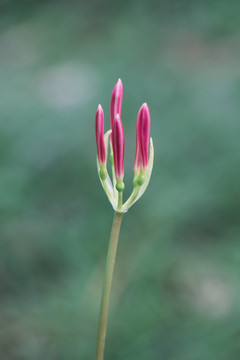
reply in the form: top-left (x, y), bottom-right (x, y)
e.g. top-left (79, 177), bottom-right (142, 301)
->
top-left (1, 0), bottom-right (240, 359)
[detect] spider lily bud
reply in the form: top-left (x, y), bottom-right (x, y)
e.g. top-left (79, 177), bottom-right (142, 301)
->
top-left (133, 103), bottom-right (151, 186)
top-left (112, 114), bottom-right (125, 191)
top-left (137, 103), bottom-right (151, 170)
top-left (110, 79), bottom-right (123, 134)
top-left (95, 105), bottom-right (107, 180)
top-left (134, 112), bottom-right (141, 174)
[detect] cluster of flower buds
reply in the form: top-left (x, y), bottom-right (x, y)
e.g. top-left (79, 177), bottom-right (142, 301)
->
top-left (95, 79), bottom-right (154, 213)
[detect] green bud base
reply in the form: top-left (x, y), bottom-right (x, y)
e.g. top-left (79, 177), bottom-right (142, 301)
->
top-left (116, 182), bottom-right (125, 192)
top-left (100, 168), bottom-right (107, 181)
top-left (137, 175), bottom-right (145, 186)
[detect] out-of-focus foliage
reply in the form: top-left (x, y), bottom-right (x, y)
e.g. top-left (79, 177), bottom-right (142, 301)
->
top-left (0, 1), bottom-right (240, 359)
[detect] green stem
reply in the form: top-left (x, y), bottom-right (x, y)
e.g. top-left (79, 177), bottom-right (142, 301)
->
top-left (122, 185), bottom-right (140, 211)
top-left (95, 212), bottom-right (124, 360)
top-left (117, 191), bottom-right (123, 211)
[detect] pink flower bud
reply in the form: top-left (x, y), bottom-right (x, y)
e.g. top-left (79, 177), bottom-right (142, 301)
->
top-left (112, 114), bottom-right (125, 180)
top-left (110, 79), bottom-right (123, 131)
top-left (136, 103), bottom-right (151, 170)
top-left (134, 111), bottom-right (141, 172)
top-left (95, 104), bottom-right (106, 165)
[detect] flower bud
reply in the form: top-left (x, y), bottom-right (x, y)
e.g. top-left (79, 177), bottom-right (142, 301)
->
top-left (136, 103), bottom-right (151, 170)
top-left (112, 114), bottom-right (125, 181)
top-left (134, 112), bottom-right (140, 173)
top-left (95, 104), bottom-right (106, 166)
top-left (110, 79), bottom-right (123, 132)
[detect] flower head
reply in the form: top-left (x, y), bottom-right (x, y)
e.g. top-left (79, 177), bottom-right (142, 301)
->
top-left (95, 80), bottom-right (154, 213)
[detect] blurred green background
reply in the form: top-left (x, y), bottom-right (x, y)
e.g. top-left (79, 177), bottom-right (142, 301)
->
top-left (0, 0), bottom-right (240, 359)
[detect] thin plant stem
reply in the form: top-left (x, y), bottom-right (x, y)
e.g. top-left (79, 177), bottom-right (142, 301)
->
top-left (95, 211), bottom-right (123, 360)
top-left (117, 191), bottom-right (123, 211)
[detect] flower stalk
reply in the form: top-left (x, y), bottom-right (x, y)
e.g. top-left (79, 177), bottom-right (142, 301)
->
top-left (95, 212), bottom-right (123, 360)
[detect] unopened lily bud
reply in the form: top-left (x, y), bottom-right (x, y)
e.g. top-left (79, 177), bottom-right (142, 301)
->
top-left (95, 105), bottom-right (106, 173)
top-left (134, 110), bottom-right (141, 174)
top-left (110, 79), bottom-right (123, 133)
top-left (137, 103), bottom-right (151, 170)
top-left (112, 114), bottom-right (125, 186)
